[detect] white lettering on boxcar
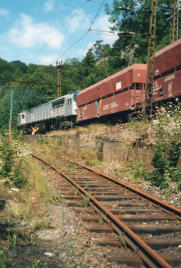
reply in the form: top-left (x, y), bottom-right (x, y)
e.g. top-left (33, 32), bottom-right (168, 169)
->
top-left (153, 81), bottom-right (161, 95)
top-left (111, 102), bottom-right (118, 108)
top-left (168, 82), bottom-right (173, 97)
top-left (164, 73), bottom-right (175, 82)
top-left (103, 104), bottom-right (110, 111)
top-left (116, 81), bottom-right (122, 90)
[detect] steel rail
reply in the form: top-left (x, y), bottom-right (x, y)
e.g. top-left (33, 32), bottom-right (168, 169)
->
top-left (32, 154), bottom-right (173, 268)
top-left (67, 159), bottom-right (181, 218)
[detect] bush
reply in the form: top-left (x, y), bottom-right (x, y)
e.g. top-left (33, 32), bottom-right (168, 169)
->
top-left (0, 138), bottom-right (27, 188)
top-left (146, 105), bottom-right (181, 190)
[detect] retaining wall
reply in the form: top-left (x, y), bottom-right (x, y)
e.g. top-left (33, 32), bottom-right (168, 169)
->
top-left (24, 134), bottom-right (154, 170)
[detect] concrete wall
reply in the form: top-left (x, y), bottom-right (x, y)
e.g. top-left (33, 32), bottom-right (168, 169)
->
top-left (24, 133), bottom-right (155, 170)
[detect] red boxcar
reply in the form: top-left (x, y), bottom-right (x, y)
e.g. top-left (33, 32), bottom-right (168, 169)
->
top-left (152, 69), bottom-right (181, 104)
top-left (152, 39), bottom-right (181, 104)
top-left (77, 64), bottom-right (147, 122)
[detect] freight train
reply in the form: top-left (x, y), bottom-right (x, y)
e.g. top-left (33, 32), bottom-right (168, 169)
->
top-left (18, 39), bottom-right (181, 133)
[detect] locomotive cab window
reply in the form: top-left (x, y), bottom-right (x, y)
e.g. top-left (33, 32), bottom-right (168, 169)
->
top-left (68, 99), bottom-right (72, 105)
top-left (52, 98), bottom-right (65, 108)
top-left (22, 114), bottom-right (25, 119)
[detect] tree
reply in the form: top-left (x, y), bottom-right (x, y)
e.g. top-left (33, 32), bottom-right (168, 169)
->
top-left (105, 0), bottom-right (174, 65)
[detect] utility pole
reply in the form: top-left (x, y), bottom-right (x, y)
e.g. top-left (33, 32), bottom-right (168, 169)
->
top-left (9, 86), bottom-right (13, 147)
top-left (170, 0), bottom-right (180, 43)
top-left (144, 0), bottom-right (157, 116)
top-left (56, 60), bottom-right (62, 98)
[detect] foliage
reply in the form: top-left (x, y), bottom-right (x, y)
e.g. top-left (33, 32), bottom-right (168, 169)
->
top-left (145, 106), bottom-right (181, 189)
top-left (0, 138), bottom-right (27, 188)
top-left (0, 250), bottom-right (15, 268)
top-left (83, 194), bottom-right (91, 207)
top-left (126, 160), bottom-right (147, 183)
top-left (105, 0), bottom-right (179, 64)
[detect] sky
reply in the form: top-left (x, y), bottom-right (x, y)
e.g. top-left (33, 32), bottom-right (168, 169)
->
top-left (0, 0), bottom-right (118, 66)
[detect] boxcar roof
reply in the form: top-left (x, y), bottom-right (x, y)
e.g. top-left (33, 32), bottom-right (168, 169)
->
top-left (78, 64), bottom-right (146, 95)
top-left (155, 38), bottom-right (181, 58)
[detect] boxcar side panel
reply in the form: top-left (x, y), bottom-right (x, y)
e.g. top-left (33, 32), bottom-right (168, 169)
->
top-left (77, 102), bottom-right (97, 122)
top-left (154, 39), bottom-right (181, 76)
top-left (152, 69), bottom-right (181, 103)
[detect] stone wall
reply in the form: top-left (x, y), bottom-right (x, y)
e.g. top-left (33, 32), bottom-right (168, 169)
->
top-left (24, 133), bottom-right (154, 170)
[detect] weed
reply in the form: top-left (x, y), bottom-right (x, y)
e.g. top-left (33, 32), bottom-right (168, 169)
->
top-left (73, 188), bottom-right (79, 196)
top-left (7, 232), bottom-right (19, 248)
top-left (32, 259), bottom-right (41, 268)
top-left (57, 138), bottom-right (62, 147)
top-left (99, 217), bottom-right (105, 225)
top-left (118, 234), bottom-right (127, 248)
top-left (25, 159), bottom-right (53, 203)
top-left (33, 221), bottom-right (52, 231)
top-left (51, 193), bottom-right (63, 203)
top-left (8, 201), bottom-right (27, 220)
top-left (124, 160), bottom-right (147, 183)
top-left (67, 162), bottom-right (77, 168)
top-left (82, 195), bottom-right (90, 207)
top-left (37, 137), bottom-right (50, 145)
top-left (0, 138), bottom-right (27, 188)
top-left (28, 233), bottom-right (37, 246)
top-left (0, 250), bottom-right (15, 267)
top-left (145, 106), bottom-right (181, 189)
top-left (61, 209), bottom-right (65, 234)
top-left (68, 240), bottom-right (76, 267)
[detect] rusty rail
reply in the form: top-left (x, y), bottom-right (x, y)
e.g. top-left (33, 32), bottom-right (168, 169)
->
top-left (32, 154), bottom-right (179, 268)
top-left (67, 159), bottom-right (181, 218)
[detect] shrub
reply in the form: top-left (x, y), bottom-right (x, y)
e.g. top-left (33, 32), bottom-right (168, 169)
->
top-left (146, 105), bottom-right (181, 190)
top-left (0, 138), bottom-right (27, 188)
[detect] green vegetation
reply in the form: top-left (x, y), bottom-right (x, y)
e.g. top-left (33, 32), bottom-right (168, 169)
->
top-left (145, 105), bottom-right (181, 190)
top-left (118, 234), bottom-right (127, 249)
top-left (125, 160), bottom-right (147, 183)
top-left (0, 250), bottom-right (15, 268)
top-left (82, 194), bottom-right (91, 208)
top-left (0, 137), bottom-right (27, 188)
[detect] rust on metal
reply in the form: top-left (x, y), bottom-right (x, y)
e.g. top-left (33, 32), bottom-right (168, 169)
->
top-left (72, 159), bottom-right (181, 218)
top-left (32, 154), bottom-right (174, 268)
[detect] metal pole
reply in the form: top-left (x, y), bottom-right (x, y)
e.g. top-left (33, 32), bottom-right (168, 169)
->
top-left (170, 0), bottom-right (179, 43)
top-left (9, 86), bottom-right (13, 147)
top-left (144, 0), bottom-right (157, 117)
top-left (56, 60), bottom-right (62, 98)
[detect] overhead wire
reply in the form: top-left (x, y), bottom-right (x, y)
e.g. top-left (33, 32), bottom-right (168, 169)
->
top-left (62, 0), bottom-right (106, 57)
top-left (89, 31), bottom-right (118, 37)
top-left (29, 0), bottom-right (91, 63)
top-left (61, 0), bottom-right (91, 29)
top-left (89, 0), bottom-right (106, 28)
top-left (0, 78), bottom-right (56, 87)
top-left (1, 1), bottom-right (110, 88)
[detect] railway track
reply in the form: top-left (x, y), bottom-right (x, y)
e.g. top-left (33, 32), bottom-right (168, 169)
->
top-left (32, 154), bottom-right (181, 268)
